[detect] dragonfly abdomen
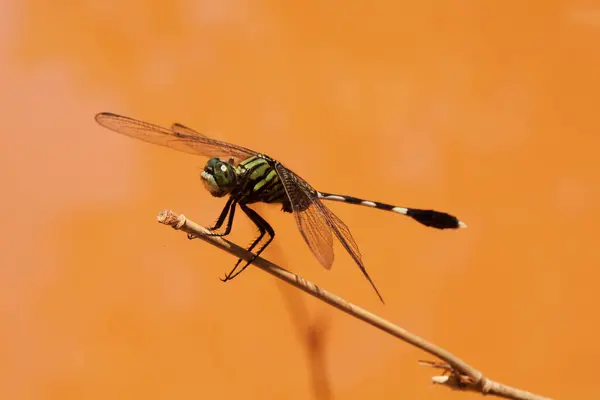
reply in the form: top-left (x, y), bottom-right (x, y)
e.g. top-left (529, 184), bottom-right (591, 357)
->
top-left (318, 192), bottom-right (408, 214)
top-left (317, 191), bottom-right (465, 229)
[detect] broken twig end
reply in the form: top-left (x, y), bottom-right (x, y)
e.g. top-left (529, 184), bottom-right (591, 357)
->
top-left (157, 209), bottom-right (186, 229)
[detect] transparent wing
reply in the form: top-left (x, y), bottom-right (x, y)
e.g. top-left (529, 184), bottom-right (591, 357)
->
top-left (312, 202), bottom-right (386, 302)
top-left (274, 163), bottom-right (384, 302)
top-left (171, 122), bottom-right (208, 138)
top-left (95, 112), bottom-right (258, 163)
top-left (296, 203), bottom-right (335, 269)
top-left (274, 163), bottom-right (334, 268)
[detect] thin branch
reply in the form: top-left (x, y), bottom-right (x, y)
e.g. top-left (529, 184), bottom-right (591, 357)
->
top-left (156, 209), bottom-right (552, 400)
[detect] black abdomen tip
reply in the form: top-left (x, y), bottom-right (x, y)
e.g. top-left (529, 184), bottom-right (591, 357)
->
top-left (406, 209), bottom-right (463, 229)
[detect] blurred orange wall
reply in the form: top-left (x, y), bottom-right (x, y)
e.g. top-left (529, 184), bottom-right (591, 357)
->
top-left (1, 1), bottom-right (599, 399)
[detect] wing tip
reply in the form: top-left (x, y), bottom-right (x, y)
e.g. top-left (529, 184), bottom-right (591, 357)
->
top-left (95, 111), bottom-right (118, 119)
top-left (94, 112), bottom-right (123, 126)
top-left (321, 253), bottom-right (334, 270)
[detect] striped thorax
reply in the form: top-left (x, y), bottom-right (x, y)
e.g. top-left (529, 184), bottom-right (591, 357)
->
top-left (201, 155), bottom-right (291, 211)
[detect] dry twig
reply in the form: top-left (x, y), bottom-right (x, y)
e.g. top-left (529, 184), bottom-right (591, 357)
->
top-left (157, 209), bottom-right (551, 400)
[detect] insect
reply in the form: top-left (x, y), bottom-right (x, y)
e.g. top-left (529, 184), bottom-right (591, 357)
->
top-left (95, 112), bottom-right (466, 303)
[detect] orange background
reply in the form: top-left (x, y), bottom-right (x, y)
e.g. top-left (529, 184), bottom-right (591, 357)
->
top-left (1, 1), bottom-right (599, 399)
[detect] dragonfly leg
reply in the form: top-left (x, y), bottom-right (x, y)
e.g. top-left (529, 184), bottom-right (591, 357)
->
top-left (208, 197), bottom-right (235, 231)
top-left (219, 206), bottom-right (265, 282)
top-left (220, 204), bottom-right (275, 282)
top-left (187, 197), bottom-right (237, 240)
top-left (206, 200), bottom-right (237, 237)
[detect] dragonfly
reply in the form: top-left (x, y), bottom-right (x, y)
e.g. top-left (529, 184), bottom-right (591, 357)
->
top-left (95, 112), bottom-right (466, 303)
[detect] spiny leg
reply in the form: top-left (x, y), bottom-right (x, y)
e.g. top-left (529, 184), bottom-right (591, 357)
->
top-left (208, 196), bottom-right (235, 231)
top-left (219, 204), bottom-right (267, 282)
top-left (317, 191), bottom-right (467, 229)
top-left (219, 221), bottom-right (265, 282)
top-left (206, 200), bottom-right (237, 237)
top-left (220, 204), bottom-right (275, 282)
top-left (219, 205), bottom-right (266, 282)
top-left (187, 197), bottom-right (237, 240)
top-left (222, 205), bottom-right (275, 281)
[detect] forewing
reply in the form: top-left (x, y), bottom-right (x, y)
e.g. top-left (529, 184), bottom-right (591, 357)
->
top-left (95, 112), bottom-right (257, 162)
top-left (274, 162), bottom-right (384, 302)
top-left (274, 163), bottom-right (334, 269)
top-left (171, 122), bottom-right (207, 137)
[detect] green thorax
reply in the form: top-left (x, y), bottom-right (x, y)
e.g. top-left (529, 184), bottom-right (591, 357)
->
top-left (235, 156), bottom-right (289, 209)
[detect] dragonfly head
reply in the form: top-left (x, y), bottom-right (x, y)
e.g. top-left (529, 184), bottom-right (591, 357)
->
top-left (201, 157), bottom-right (238, 197)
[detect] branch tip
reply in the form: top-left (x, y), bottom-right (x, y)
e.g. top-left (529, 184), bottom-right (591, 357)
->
top-left (157, 210), bottom-right (186, 229)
